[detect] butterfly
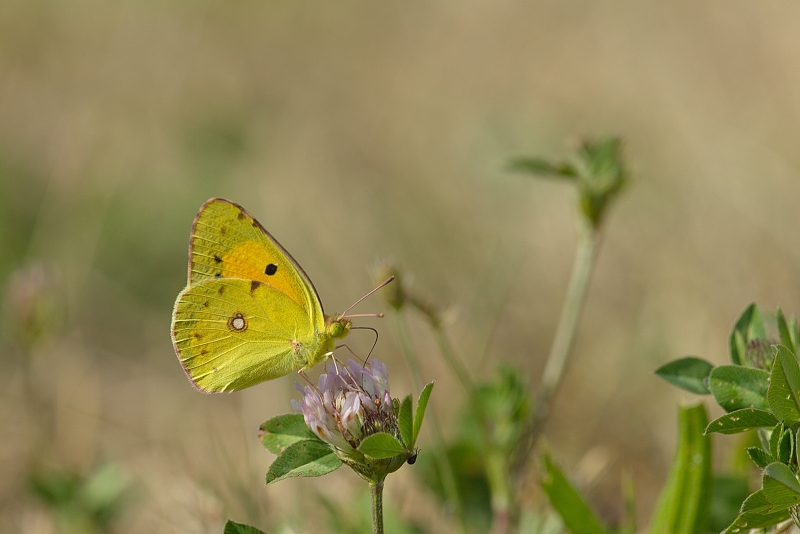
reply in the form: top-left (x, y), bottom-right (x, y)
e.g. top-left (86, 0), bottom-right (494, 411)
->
top-left (171, 198), bottom-right (388, 393)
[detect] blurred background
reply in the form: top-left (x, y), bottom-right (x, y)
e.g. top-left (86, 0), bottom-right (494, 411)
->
top-left (2, 1), bottom-right (800, 532)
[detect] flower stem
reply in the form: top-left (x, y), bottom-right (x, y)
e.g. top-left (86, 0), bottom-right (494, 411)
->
top-left (408, 295), bottom-right (473, 393)
top-left (370, 478), bottom-right (385, 534)
top-left (485, 449), bottom-right (513, 534)
top-left (524, 222), bottom-right (598, 456)
top-left (392, 311), bottom-right (468, 534)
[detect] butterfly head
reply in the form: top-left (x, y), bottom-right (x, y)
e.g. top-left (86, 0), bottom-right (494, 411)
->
top-left (325, 315), bottom-right (352, 340)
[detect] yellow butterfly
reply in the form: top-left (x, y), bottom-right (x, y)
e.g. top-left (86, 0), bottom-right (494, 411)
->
top-left (171, 198), bottom-right (387, 393)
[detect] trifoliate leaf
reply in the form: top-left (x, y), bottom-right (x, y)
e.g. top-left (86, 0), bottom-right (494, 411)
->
top-left (708, 366), bottom-right (769, 412)
top-left (260, 414), bottom-right (319, 454)
top-left (721, 490), bottom-right (790, 534)
top-left (413, 382), bottom-right (434, 447)
top-left (762, 462), bottom-right (800, 508)
top-left (704, 409), bottom-right (777, 435)
top-left (745, 447), bottom-right (772, 469)
top-left (766, 346), bottom-right (800, 423)
top-left (655, 357), bottom-right (713, 395)
top-left (398, 395), bottom-right (413, 449)
top-left (266, 440), bottom-right (341, 484)
top-left (223, 520), bottom-right (267, 534)
top-left (358, 433), bottom-right (407, 459)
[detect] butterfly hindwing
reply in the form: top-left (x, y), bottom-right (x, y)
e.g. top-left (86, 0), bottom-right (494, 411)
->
top-left (188, 198), bottom-right (324, 329)
top-left (172, 277), bottom-right (315, 392)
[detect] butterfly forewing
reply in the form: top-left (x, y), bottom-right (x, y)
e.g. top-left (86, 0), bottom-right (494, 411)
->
top-left (187, 198), bottom-right (324, 329)
top-left (171, 278), bottom-right (315, 392)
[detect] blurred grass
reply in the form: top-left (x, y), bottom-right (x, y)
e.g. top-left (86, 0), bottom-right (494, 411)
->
top-left (2, 1), bottom-right (800, 532)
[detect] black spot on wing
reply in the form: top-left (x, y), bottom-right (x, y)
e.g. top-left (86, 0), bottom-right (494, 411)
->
top-left (265, 263), bottom-right (278, 276)
top-left (250, 280), bottom-right (263, 294)
top-left (218, 285), bottom-right (226, 294)
top-left (213, 254), bottom-right (223, 263)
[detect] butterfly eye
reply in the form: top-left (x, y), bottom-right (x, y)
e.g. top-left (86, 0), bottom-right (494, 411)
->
top-left (329, 320), bottom-right (348, 339)
top-left (228, 312), bottom-right (247, 332)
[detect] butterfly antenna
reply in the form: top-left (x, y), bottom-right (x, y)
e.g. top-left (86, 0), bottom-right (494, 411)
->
top-left (341, 276), bottom-right (395, 317)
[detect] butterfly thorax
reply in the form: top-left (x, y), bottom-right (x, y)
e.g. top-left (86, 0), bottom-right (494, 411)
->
top-left (297, 315), bottom-right (351, 371)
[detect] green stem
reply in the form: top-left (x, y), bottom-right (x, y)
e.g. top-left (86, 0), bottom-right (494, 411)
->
top-left (485, 449), bottom-right (513, 534)
top-left (531, 222), bottom-right (597, 436)
top-left (409, 297), bottom-right (472, 392)
top-left (392, 311), bottom-right (468, 534)
top-left (524, 223), bottom-right (598, 457)
top-left (370, 478), bottom-right (385, 534)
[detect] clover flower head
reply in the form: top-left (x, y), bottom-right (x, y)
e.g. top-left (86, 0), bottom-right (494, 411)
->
top-left (292, 359), bottom-right (397, 455)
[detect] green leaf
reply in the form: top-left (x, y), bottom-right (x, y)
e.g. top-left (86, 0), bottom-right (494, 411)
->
top-left (708, 366), bottom-right (770, 412)
top-left (777, 428), bottom-right (794, 464)
top-left (791, 315), bottom-right (800, 352)
top-left (763, 462), bottom-right (800, 508)
top-left (769, 422), bottom-right (785, 459)
top-left (746, 447), bottom-right (773, 468)
top-left (507, 158), bottom-right (578, 179)
top-left (648, 404), bottom-right (711, 534)
top-left (767, 346), bottom-right (800, 422)
top-left (621, 471), bottom-right (636, 534)
top-left (796, 426), bottom-right (800, 462)
top-left (541, 452), bottom-right (611, 534)
top-left (358, 433), bottom-right (407, 459)
top-left (654, 357), bottom-right (713, 395)
top-left (265, 440), bottom-right (341, 484)
top-left (729, 304), bottom-right (765, 365)
top-left (412, 382), bottom-right (434, 447)
top-left (260, 414), bottom-right (318, 454)
top-left (708, 474), bottom-right (750, 534)
top-left (398, 395), bottom-right (413, 449)
top-left (704, 409), bottom-right (777, 435)
top-left (721, 490), bottom-right (791, 534)
top-left (731, 332), bottom-right (747, 368)
top-left (223, 520), bottom-right (267, 534)
top-left (777, 309), bottom-right (795, 354)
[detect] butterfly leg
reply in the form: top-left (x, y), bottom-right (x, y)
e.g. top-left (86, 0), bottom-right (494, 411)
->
top-left (335, 343), bottom-right (367, 364)
top-left (297, 369), bottom-right (326, 397)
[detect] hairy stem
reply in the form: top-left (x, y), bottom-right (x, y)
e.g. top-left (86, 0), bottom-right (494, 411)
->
top-left (532, 222), bottom-right (597, 437)
top-left (370, 478), bottom-right (385, 534)
top-left (516, 222), bottom-right (598, 474)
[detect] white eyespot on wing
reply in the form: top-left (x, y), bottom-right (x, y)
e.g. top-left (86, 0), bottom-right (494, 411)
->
top-left (228, 312), bottom-right (247, 332)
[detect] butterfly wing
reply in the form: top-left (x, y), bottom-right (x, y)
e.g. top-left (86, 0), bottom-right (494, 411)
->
top-left (188, 198), bottom-right (325, 328)
top-left (171, 198), bottom-right (331, 392)
top-left (171, 278), bottom-right (326, 392)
